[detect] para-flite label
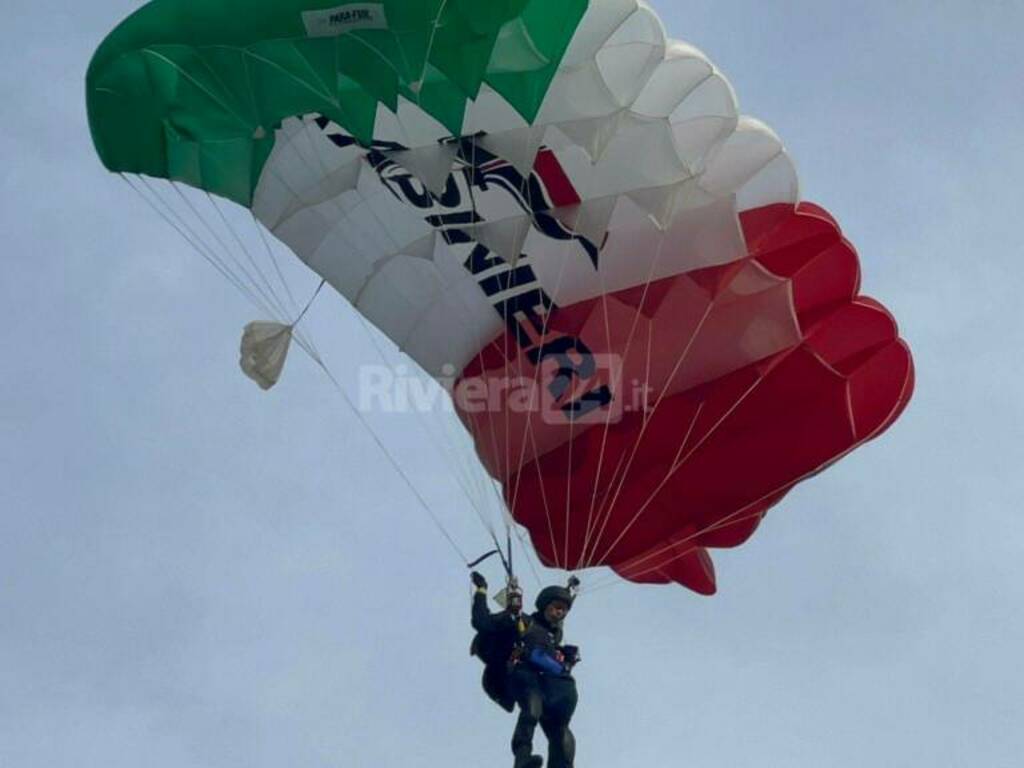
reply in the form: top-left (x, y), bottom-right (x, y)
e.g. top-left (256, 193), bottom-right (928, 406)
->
top-left (303, 3), bottom-right (388, 37)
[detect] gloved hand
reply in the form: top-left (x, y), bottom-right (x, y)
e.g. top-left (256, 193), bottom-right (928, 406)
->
top-left (561, 645), bottom-right (581, 667)
top-left (471, 571), bottom-right (488, 590)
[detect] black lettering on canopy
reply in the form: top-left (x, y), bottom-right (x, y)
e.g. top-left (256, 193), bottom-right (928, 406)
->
top-left (309, 118), bottom-right (616, 420)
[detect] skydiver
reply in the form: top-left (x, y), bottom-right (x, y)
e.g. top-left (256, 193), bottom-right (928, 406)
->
top-left (470, 571), bottom-right (580, 768)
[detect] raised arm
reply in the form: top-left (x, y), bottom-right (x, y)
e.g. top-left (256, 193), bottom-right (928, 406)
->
top-left (470, 571), bottom-right (505, 633)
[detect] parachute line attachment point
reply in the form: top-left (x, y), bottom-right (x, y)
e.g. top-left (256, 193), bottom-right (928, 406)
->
top-left (293, 279), bottom-right (327, 328)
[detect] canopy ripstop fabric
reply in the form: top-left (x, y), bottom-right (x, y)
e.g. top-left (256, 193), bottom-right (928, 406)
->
top-left (87, 0), bottom-right (915, 594)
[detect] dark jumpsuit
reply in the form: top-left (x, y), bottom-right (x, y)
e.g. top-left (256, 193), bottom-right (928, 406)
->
top-left (472, 593), bottom-right (578, 768)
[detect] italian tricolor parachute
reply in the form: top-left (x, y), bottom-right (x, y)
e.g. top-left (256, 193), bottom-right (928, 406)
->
top-left (87, 0), bottom-right (914, 594)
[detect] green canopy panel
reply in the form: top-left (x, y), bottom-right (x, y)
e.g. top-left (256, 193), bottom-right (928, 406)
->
top-left (86, 0), bottom-right (588, 205)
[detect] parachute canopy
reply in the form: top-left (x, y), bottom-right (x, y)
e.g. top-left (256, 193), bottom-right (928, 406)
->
top-left (87, 0), bottom-right (914, 594)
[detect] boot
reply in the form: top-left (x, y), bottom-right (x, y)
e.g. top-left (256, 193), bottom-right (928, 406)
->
top-left (513, 753), bottom-right (543, 768)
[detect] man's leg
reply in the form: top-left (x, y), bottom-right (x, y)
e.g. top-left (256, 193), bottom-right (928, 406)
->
top-left (540, 719), bottom-right (575, 768)
top-left (510, 671), bottom-right (544, 768)
top-left (540, 678), bottom-right (578, 768)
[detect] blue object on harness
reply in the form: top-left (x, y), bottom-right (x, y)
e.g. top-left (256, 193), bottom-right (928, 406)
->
top-left (527, 647), bottom-right (565, 676)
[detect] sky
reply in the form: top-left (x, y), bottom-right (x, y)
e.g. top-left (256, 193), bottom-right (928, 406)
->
top-left (3, 1), bottom-right (1024, 767)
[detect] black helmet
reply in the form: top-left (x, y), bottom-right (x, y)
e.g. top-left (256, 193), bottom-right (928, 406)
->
top-left (535, 585), bottom-right (574, 613)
